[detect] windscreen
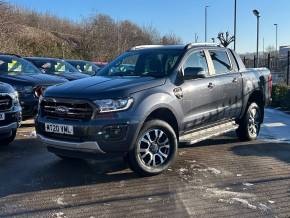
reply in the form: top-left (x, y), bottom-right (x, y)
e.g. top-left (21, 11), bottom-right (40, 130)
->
top-left (29, 59), bottom-right (78, 74)
top-left (69, 61), bottom-right (100, 75)
top-left (97, 50), bottom-right (183, 77)
top-left (0, 56), bottom-right (41, 75)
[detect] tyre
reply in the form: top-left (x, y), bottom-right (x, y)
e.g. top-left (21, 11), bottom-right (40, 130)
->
top-left (128, 119), bottom-right (178, 176)
top-left (0, 130), bottom-right (17, 146)
top-left (236, 102), bottom-right (262, 141)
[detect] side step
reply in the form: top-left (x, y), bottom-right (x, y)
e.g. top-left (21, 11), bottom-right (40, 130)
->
top-left (179, 121), bottom-right (239, 144)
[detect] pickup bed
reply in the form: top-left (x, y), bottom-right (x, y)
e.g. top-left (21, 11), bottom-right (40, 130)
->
top-left (36, 43), bottom-right (272, 176)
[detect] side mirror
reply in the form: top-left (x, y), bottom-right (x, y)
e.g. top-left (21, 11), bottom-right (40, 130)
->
top-left (183, 67), bottom-right (207, 80)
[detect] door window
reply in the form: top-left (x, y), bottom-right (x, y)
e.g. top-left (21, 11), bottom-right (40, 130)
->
top-left (183, 51), bottom-right (209, 73)
top-left (209, 50), bottom-right (232, 74)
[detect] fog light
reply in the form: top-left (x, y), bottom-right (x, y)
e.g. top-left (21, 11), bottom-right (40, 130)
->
top-left (102, 125), bottom-right (127, 141)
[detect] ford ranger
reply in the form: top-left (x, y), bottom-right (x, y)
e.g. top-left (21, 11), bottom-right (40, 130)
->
top-left (36, 44), bottom-right (272, 176)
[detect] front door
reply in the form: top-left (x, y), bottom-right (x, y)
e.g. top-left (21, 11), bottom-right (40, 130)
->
top-left (181, 50), bottom-right (218, 132)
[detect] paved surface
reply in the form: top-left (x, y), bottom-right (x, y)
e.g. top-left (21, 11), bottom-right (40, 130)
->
top-left (0, 109), bottom-right (290, 218)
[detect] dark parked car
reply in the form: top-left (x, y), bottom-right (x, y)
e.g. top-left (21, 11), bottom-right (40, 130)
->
top-left (0, 82), bottom-right (21, 145)
top-left (66, 60), bottom-right (100, 76)
top-left (94, 62), bottom-right (108, 69)
top-left (25, 57), bottom-right (90, 81)
top-left (0, 55), bottom-right (68, 119)
top-left (36, 44), bottom-right (272, 176)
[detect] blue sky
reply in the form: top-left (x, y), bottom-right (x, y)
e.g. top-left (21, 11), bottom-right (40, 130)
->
top-left (6, 0), bottom-right (290, 53)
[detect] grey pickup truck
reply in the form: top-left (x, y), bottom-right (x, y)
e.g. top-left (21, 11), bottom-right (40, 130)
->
top-left (36, 43), bottom-right (272, 176)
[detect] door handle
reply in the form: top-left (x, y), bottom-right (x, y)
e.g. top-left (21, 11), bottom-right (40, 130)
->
top-left (232, 78), bottom-right (238, 83)
top-left (208, 82), bottom-right (214, 89)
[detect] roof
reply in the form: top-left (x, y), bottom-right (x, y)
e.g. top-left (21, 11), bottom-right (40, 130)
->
top-left (129, 43), bottom-right (221, 51)
top-left (25, 57), bottom-right (64, 61)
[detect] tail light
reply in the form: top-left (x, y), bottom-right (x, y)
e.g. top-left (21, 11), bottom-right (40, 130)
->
top-left (34, 86), bottom-right (45, 98)
top-left (268, 73), bottom-right (273, 97)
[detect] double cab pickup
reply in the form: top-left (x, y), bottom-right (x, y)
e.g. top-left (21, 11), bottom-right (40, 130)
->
top-left (36, 44), bottom-right (272, 176)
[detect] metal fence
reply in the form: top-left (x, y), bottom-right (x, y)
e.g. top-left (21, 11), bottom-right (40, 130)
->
top-left (241, 51), bottom-right (290, 85)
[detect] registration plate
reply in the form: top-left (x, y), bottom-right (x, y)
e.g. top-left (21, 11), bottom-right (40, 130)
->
top-left (0, 113), bottom-right (5, 121)
top-left (45, 123), bottom-right (74, 135)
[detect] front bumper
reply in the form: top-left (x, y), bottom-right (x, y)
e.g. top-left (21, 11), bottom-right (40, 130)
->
top-left (37, 134), bottom-right (105, 154)
top-left (19, 95), bottom-right (38, 118)
top-left (35, 114), bottom-right (141, 154)
top-left (0, 106), bottom-right (22, 135)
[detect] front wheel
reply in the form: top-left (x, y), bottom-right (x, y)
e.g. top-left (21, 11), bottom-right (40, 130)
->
top-left (128, 120), bottom-right (178, 176)
top-left (236, 102), bottom-right (262, 141)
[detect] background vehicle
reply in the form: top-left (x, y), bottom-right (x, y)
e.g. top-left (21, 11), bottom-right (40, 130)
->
top-left (0, 55), bottom-right (68, 119)
top-left (25, 57), bottom-right (90, 81)
top-left (94, 61), bottom-right (108, 69)
top-left (66, 60), bottom-right (100, 76)
top-left (0, 82), bottom-right (21, 146)
top-left (36, 44), bottom-right (272, 176)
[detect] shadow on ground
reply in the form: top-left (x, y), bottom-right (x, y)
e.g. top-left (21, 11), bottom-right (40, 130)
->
top-left (231, 142), bottom-right (290, 164)
top-left (0, 138), bottom-right (137, 197)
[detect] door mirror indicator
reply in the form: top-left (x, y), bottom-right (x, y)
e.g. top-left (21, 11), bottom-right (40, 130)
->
top-left (183, 67), bottom-right (207, 80)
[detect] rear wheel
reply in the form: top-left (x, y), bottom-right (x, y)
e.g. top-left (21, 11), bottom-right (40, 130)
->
top-left (236, 102), bottom-right (262, 141)
top-left (0, 130), bottom-right (17, 146)
top-left (128, 119), bottom-right (178, 176)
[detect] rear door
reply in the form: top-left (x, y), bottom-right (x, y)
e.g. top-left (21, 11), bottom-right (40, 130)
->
top-left (207, 49), bottom-right (243, 121)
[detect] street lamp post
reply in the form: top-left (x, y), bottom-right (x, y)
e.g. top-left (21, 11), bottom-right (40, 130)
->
top-left (234, 0), bottom-right (237, 51)
top-left (253, 9), bottom-right (260, 67)
top-left (205, 6), bottom-right (209, 42)
top-left (274, 23), bottom-right (278, 55)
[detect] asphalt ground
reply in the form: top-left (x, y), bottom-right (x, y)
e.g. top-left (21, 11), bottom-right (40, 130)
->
top-left (0, 120), bottom-right (290, 218)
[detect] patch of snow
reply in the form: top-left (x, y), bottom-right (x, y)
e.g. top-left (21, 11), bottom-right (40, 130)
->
top-left (259, 109), bottom-right (290, 144)
top-left (237, 174), bottom-right (242, 177)
top-left (258, 203), bottom-right (271, 212)
top-left (71, 194), bottom-right (77, 197)
top-left (55, 197), bottom-right (67, 206)
top-left (207, 167), bottom-right (222, 175)
top-left (231, 198), bottom-right (257, 210)
top-left (30, 131), bottom-right (36, 137)
top-left (243, 182), bottom-right (254, 187)
top-left (263, 122), bottom-right (286, 127)
top-left (148, 197), bottom-right (153, 201)
top-left (205, 187), bottom-right (253, 198)
top-left (54, 212), bottom-right (66, 218)
top-left (179, 168), bottom-right (188, 173)
top-left (268, 200), bottom-right (275, 204)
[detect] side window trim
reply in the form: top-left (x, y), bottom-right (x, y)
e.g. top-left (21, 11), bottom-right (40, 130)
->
top-left (181, 49), bottom-right (210, 76)
top-left (204, 49), bottom-right (215, 76)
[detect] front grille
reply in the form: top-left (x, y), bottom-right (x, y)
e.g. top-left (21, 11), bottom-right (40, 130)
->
top-left (41, 98), bottom-right (94, 121)
top-left (0, 94), bottom-right (12, 111)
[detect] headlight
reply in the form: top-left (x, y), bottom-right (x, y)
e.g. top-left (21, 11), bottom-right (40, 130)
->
top-left (10, 91), bottom-right (19, 105)
top-left (94, 98), bottom-right (133, 113)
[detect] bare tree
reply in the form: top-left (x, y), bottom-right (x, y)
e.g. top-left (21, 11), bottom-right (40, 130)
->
top-left (217, 32), bottom-right (235, 47)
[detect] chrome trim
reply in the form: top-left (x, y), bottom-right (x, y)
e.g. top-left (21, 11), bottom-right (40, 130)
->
top-left (37, 134), bottom-right (105, 154)
top-left (0, 122), bottom-right (17, 132)
top-left (41, 97), bottom-right (96, 119)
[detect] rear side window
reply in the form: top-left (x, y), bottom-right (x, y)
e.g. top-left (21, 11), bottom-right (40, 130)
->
top-left (183, 51), bottom-right (209, 73)
top-left (209, 50), bottom-right (232, 75)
